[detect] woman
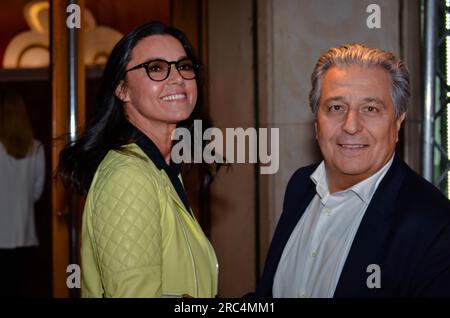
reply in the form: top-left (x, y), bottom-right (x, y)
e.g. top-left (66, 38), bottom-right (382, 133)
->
top-left (57, 22), bottom-right (218, 298)
top-left (0, 92), bottom-right (45, 297)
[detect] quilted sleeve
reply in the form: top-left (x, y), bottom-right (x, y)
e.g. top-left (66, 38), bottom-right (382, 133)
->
top-left (88, 162), bottom-right (163, 297)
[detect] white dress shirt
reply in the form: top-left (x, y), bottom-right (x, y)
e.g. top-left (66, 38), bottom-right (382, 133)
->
top-left (0, 141), bottom-right (45, 248)
top-left (273, 155), bottom-right (394, 298)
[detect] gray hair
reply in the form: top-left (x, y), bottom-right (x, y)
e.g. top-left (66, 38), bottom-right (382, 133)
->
top-left (309, 43), bottom-right (410, 118)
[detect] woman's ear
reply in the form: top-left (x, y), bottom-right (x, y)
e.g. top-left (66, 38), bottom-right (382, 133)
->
top-left (115, 80), bottom-right (129, 102)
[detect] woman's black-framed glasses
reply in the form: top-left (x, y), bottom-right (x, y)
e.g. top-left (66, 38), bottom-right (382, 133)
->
top-left (125, 58), bottom-right (198, 81)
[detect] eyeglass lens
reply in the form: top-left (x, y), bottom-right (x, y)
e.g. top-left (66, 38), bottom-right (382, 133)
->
top-left (146, 59), bottom-right (196, 81)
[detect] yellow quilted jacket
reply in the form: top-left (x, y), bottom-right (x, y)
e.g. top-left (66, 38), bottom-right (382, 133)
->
top-left (81, 143), bottom-right (218, 297)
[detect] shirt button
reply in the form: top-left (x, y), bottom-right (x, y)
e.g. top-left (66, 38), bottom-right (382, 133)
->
top-left (323, 208), bottom-right (331, 216)
top-left (311, 251), bottom-right (317, 258)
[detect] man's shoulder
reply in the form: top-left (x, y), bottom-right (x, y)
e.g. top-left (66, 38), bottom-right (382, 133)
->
top-left (291, 162), bottom-right (320, 181)
top-left (287, 162), bottom-right (320, 187)
top-left (395, 160), bottom-right (450, 222)
top-left (282, 162), bottom-right (320, 203)
top-left (400, 161), bottom-right (449, 204)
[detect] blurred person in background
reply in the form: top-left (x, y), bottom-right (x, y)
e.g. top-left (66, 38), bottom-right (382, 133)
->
top-left (0, 91), bottom-right (45, 297)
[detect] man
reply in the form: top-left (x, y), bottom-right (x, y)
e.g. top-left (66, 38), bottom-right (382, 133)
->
top-left (255, 44), bottom-right (450, 297)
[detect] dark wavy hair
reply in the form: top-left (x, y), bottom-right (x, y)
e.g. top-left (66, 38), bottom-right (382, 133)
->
top-left (57, 21), bottom-right (217, 194)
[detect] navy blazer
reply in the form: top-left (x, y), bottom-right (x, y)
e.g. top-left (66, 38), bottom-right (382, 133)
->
top-left (255, 155), bottom-right (450, 297)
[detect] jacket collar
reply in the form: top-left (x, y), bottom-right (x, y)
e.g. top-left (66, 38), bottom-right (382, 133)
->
top-left (310, 155), bottom-right (394, 204)
top-left (133, 127), bottom-right (181, 175)
top-left (333, 153), bottom-right (406, 296)
top-left (133, 126), bottom-right (192, 216)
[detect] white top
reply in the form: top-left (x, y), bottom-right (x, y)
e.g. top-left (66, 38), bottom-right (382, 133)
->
top-left (273, 155), bottom-right (394, 298)
top-left (0, 140), bottom-right (45, 248)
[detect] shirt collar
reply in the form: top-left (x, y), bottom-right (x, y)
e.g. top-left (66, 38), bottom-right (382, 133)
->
top-left (351, 155), bottom-right (394, 203)
top-left (310, 154), bottom-right (395, 204)
top-left (310, 162), bottom-right (329, 200)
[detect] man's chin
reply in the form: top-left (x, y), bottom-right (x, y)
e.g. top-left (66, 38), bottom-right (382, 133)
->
top-left (333, 162), bottom-right (370, 176)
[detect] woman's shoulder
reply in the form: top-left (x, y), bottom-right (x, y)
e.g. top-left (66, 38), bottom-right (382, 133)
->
top-left (98, 143), bottom-right (149, 170)
top-left (93, 143), bottom-right (161, 185)
top-left (86, 143), bottom-right (163, 213)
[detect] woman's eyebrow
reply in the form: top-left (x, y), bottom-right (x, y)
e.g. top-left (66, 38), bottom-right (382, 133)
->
top-left (139, 55), bottom-right (189, 63)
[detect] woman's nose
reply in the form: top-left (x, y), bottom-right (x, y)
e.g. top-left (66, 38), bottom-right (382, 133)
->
top-left (167, 66), bottom-right (184, 84)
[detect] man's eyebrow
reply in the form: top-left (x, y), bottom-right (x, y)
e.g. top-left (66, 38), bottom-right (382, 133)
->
top-left (322, 96), bottom-right (347, 104)
top-left (361, 97), bottom-right (386, 107)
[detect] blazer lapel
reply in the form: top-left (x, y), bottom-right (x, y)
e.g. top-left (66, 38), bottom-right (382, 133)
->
top-left (256, 166), bottom-right (317, 296)
top-left (272, 184), bottom-right (316, 262)
top-left (334, 155), bottom-right (406, 297)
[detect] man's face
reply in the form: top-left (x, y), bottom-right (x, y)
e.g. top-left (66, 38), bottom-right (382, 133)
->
top-left (315, 65), bottom-right (405, 192)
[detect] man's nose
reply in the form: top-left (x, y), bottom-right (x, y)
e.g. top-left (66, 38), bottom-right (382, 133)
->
top-left (342, 110), bottom-right (362, 134)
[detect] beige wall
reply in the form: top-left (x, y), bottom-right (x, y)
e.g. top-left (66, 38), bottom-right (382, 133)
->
top-left (208, 0), bottom-right (256, 297)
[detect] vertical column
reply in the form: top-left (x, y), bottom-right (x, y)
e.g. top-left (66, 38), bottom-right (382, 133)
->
top-left (51, 0), bottom-right (85, 298)
top-left (422, 0), bottom-right (437, 182)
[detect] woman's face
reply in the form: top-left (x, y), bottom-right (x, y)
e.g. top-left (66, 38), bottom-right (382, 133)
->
top-left (117, 35), bottom-right (197, 129)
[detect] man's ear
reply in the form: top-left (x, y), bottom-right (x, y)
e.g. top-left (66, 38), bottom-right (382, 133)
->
top-left (115, 80), bottom-right (129, 102)
top-left (396, 112), bottom-right (406, 131)
top-left (395, 112), bottom-right (406, 142)
top-left (314, 118), bottom-right (318, 140)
